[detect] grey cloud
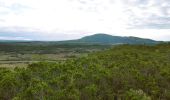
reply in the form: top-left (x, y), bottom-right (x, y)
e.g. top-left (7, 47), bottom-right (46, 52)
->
top-left (132, 23), bottom-right (170, 29)
top-left (75, 0), bottom-right (170, 29)
top-left (129, 15), bottom-right (170, 29)
top-left (124, 0), bottom-right (170, 29)
top-left (123, 0), bottom-right (149, 6)
top-left (161, 6), bottom-right (170, 16)
top-left (0, 11), bottom-right (10, 15)
top-left (0, 27), bottom-right (43, 40)
top-left (0, 19), bottom-right (5, 22)
top-left (0, 27), bottom-right (82, 41)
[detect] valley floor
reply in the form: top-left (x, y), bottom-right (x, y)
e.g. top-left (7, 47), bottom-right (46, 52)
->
top-left (0, 42), bottom-right (111, 68)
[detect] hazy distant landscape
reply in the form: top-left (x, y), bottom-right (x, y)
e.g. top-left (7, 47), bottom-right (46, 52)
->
top-left (0, 39), bottom-right (111, 68)
top-left (0, 34), bottom-right (170, 100)
top-left (0, 34), bottom-right (161, 68)
top-left (0, 0), bottom-right (170, 99)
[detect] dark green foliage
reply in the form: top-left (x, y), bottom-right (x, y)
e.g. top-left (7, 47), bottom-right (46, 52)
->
top-left (0, 42), bottom-right (110, 54)
top-left (70, 33), bottom-right (161, 44)
top-left (0, 44), bottom-right (170, 100)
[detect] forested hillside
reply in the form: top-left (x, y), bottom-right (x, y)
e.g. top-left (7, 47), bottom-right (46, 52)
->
top-left (0, 43), bottom-right (170, 100)
top-left (67, 34), bottom-right (160, 44)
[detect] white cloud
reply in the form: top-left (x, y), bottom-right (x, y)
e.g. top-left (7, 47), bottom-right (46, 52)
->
top-left (0, 0), bottom-right (170, 41)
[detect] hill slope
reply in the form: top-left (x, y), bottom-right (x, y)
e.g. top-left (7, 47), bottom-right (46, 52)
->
top-left (74, 33), bottom-right (160, 44)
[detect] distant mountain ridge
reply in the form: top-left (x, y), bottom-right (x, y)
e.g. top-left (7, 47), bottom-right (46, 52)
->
top-left (65, 33), bottom-right (161, 45)
top-left (0, 33), bottom-right (161, 45)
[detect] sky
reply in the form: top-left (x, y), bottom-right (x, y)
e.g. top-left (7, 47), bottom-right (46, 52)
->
top-left (0, 0), bottom-right (170, 41)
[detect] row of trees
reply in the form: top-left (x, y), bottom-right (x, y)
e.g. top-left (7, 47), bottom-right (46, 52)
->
top-left (0, 44), bottom-right (170, 100)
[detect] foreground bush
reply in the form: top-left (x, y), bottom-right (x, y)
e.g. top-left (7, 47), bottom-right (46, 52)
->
top-left (0, 44), bottom-right (170, 100)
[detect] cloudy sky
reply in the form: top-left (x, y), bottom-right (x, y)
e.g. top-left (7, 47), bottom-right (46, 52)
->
top-left (0, 0), bottom-right (170, 41)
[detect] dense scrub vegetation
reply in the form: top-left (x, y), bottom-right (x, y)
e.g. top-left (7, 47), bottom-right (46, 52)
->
top-left (0, 43), bottom-right (170, 100)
